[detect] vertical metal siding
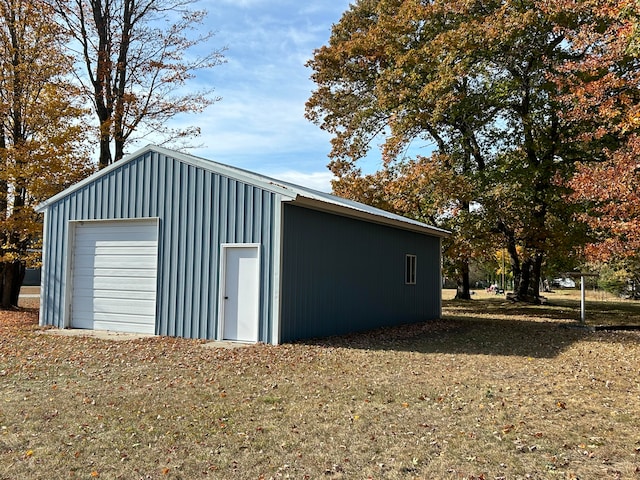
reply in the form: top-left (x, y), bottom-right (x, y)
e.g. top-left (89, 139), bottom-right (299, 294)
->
top-left (260, 191), bottom-right (275, 341)
top-left (279, 204), bottom-right (442, 342)
top-left (39, 151), bottom-right (280, 342)
top-left (200, 172), bottom-right (212, 338)
top-left (191, 168), bottom-right (203, 337)
top-left (123, 166), bottom-right (131, 216)
top-left (175, 162), bottom-right (188, 336)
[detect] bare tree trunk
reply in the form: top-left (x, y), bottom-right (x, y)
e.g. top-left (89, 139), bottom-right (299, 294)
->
top-left (99, 133), bottom-right (112, 168)
top-left (455, 259), bottom-right (472, 300)
top-left (514, 253), bottom-right (544, 303)
top-left (499, 221), bottom-right (520, 293)
top-left (91, 0), bottom-right (114, 169)
top-left (454, 197), bottom-right (473, 300)
top-left (115, 137), bottom-right (125, 163)
top-left (0, 260), bottom-right (25, 308)
top-left (531, 252), bottom-right (543, 298)
top-left (516, 257), bottom-right (532, 299)
top-left (0, 128), bottom-right (7, 218)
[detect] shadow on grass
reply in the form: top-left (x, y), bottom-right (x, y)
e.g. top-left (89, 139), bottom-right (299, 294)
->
top-left (547, 297), bottom-right (640, 327)
top-left (302, 297), bottom-right (640, 359)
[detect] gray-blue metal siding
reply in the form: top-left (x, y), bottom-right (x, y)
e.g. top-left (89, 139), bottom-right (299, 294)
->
top-left (39, 151), bottom-right (280, 342)
top-left (279, 203), bottom-right (442, 342)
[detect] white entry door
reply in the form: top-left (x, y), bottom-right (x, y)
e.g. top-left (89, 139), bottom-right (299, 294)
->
top-left (220, 244), bottom-right (260, 342)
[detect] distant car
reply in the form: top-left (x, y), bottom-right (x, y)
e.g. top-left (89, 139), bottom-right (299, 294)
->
top-left (551, 277), bottom-right (576, 288)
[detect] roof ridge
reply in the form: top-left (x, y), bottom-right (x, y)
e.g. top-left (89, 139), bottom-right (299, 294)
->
top-left (35, 144), bottom-right (449, 237)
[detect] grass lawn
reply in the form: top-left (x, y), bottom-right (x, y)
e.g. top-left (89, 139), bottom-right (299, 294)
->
top-left (1, 292), bottom-right (639, 479)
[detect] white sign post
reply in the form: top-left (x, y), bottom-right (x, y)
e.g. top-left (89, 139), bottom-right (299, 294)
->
top-left (565, 272), bottom-right (599, 325)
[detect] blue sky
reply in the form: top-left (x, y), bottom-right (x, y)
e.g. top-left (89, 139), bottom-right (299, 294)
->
top-left (160, 0), bottom-right (358, 192)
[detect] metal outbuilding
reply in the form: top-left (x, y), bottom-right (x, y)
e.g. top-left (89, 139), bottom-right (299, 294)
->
top-left (36, 145), bottom-right (449, 344)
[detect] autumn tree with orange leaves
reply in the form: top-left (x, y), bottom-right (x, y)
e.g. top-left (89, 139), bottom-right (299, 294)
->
top-left (307, 0), bottom-right (636, 301)
top-left (565, 1), bottom-right (640, 263)
top-left (0, 0), bottom-right (94, 307)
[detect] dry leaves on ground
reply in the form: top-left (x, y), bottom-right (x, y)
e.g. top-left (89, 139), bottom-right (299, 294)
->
top-left (1, 296), bottom-right (639, 479)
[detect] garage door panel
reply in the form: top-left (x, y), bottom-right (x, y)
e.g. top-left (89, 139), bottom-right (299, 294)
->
top-left (73, 280), bottom-right (157, 294)
top-left (76, 237), bottom-right (156, 247)
top-left (73, 267), bottom-right (157, 278)
top-left (75, 230), bottom-right (157, 243)
top-left (71, 220), bottom-right (158, 334)
top-left (73, 266), bottom-right (157, 276)
top-left (73, 260), bottom-right (156, 268)
top-left (95, 298), bottom-right (155, 314)
top-left (92, 257), bottom-right (158, 269)
top-left (75, 245), bottom-right (157, 256)
top-left (74, 239), bottom-right (155, 248)
top-left (92, 319), bottom-right (156, 334)
top-left (74, 286), bottom-right (157, 298)
top-left (74, 315), bottom-right (156, 334)
top-left (73, 298), bottom-right (155, 316)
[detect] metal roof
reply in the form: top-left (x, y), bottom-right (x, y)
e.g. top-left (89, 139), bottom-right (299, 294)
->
top-left (37, 145), bottom-right (450, 238)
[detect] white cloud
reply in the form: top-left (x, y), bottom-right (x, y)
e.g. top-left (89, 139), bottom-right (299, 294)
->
top-left (136, 0), bottom-right (354, 181)
top-left (266, 170), bottom-right (335, 192)
top-left (214, 0), bottom-right (265, 7)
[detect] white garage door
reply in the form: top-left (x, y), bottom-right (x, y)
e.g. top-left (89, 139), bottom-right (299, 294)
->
top-left (70, 220), bottom-right (159, 334)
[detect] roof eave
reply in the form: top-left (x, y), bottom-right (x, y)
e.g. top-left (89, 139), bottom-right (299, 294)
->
top-left (35, 145), bottom-right (150, 213)
top-left (34, 145), bottom-right (451, 238)
top-left (290, 195), bottom-right (451, 237)
top-left (35, 144), bottom-right (299, 212)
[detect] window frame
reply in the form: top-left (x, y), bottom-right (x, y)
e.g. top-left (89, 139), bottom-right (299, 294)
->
top-left (405, 254), bottom-right (417, 285)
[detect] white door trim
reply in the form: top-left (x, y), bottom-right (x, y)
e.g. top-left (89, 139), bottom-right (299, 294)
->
top-left (270, 203), bottom-right (283, 345)
top-left (65, 218), bottom-right (160, 333)
top-left (218, 243), bottom-right (261, 342)
top-left (62, 221), bottom-right (78, 329)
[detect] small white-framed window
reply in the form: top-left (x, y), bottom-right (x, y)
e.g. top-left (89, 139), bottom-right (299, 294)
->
top-left (405, 254), bottom-right (417, 285)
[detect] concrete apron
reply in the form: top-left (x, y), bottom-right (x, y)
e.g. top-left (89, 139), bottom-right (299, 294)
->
top-left (29, 286), bottom-right (248, 348)
top-left (39, 329), bottom-right (249, 348)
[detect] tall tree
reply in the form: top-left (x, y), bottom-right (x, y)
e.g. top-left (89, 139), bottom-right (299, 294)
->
top-left (306, 0), bottom-right (617, 301)
top-left (564, 0), bottom-right (640, 262)
top-left (0, 0), bottom-right (94, 308)
top-left (56, 0), bottom-right (226, 168)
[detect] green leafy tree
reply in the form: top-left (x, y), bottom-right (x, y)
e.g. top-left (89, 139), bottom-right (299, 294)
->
top-left (0, 0), bottom-right (94, 307)
top-left (592, 260), bottom-right (640, 298)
